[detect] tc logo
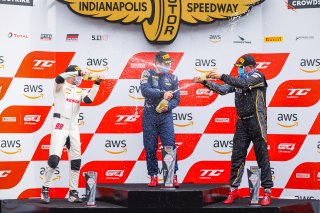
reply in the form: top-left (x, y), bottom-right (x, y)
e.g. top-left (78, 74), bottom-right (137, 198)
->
top-left (200, 169), bottom-right (224, 177)
top-left (33, 60), bottom-right (55, 68)
top-left (116, 115), bottom-right (140, 123)
top-left (287, 88), bottom-right (311, 96)
top-left (0, 170), bottom-right (11, 177)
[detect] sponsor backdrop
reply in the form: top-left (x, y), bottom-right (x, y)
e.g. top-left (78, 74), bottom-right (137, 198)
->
top-left (0, 0), bottom-right (319, 200)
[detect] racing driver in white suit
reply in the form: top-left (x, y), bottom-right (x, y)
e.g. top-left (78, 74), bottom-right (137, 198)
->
top-left (41, 65), bottom-right (104, 203)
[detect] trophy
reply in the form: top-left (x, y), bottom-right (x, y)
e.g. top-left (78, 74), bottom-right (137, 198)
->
top-left (85, 171), bottom-right (97, 207)
top-left (161, 146), bottom-right (177, 190)
top-left (247, 166), bottom-right (261, 206)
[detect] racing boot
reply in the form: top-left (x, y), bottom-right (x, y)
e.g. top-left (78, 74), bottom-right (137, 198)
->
top-left (260, 188), bottom-right (271, 206)
top-left (173, 174), bottom-right (180, 188)
top-left (148, 176), bottom-right (158, 187)
top-left (41, 186), bottom-right (50, 204)
top-left (223, 188), bottom-right (239, 204)
top-left (68, 190), bottom-right (82, 203)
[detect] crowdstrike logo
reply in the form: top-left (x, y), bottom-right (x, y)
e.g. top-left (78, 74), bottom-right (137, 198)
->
top-left (59, 0), bottom-right (264, 44)
top-left (287, 0), bottom-right (320, 9)
top-left (0, 0), bottom-right (33, 6)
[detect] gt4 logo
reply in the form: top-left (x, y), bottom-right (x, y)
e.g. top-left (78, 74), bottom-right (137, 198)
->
top-left (105, 170), bottom-right (124, 177)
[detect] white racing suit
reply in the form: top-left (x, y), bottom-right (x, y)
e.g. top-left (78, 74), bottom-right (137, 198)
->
top-left (43, 71), bottom-right (99, 190)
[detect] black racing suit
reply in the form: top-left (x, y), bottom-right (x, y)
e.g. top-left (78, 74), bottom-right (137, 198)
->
top-left (202, 70), bottom-right (273, 189)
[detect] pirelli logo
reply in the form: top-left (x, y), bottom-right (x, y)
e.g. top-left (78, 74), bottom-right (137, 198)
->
top-left (59, 0), bottom-right (264, 44)
top-left (264, 36), bottom-right (284, 42)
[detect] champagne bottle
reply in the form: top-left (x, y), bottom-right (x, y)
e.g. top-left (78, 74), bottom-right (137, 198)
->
top-left (83, 73), bottom-right (99, 81)
top-left (156, 99), bottom-right (169, 113)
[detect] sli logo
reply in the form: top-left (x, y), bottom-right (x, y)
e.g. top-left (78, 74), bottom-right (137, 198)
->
top-left (209, 34), bottom-right (222, 43)
top-left (277, 113), bottom-right (298, 128)
top-left (173, 112), bottom-right (193, 127)
top-left (128, 85), bottom-right (144, 100)
top-left (299, 58), bottom-right (320, 73)
top-left (105, 140), bottom-right (127, 154)
top-left (212, 140), bottom-right (233, 154)
top-left (92, 34), bottom-right (108, 41)
top-left (59, 0), bottom-right (264, 44)
top-left (86, 58), bottom-right (108, 72)
top-left (0, 139), bottom-right (22, 155)
top-left (194, 58), bottom-right (217, 73)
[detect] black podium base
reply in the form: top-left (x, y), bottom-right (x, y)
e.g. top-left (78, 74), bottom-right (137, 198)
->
top-left (1, 184), bottom-right (319, 213)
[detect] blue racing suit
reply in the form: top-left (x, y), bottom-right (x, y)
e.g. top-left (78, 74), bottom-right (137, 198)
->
top-left (140, 69), bottom-right (180, 176)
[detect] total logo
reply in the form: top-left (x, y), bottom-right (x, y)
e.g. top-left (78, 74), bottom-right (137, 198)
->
top-left (39, 167), bottom-right (61, 181)
top-left (104, 139), bottom-right (127, 154)
top-left (23, 84), bottom-right (44, 99)
top-left (277, 113), bottom-right (298, 128)
top-left (278, 143), bottom-right (296, 153)
top-left (212, 139), bottom-right (233, 154)
top-left (86, 58), bottom-right (109, 72)
top-left (209, 34), bottom-right (222, 43)
top-left (128, 85), bottom-right (144, 100)
top-left (8, 32), bottom-right (29, 39)
top-left (105, 170), bottom-right (124, 179)
top-left (0, 139), bottom-right (22, 155)
top-left (299, 58), bottom-right (320, 73)
top-left (194, 58), bottom-right (217, 73)
top-left (24, 115), bottom-right (41, 125)
top-left (173, 112), bottom-right (193, 127)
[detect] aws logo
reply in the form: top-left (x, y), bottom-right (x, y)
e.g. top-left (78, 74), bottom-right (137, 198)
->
top-left (194, 58), bottom-right (217, 73)
top-left (23, 85), bottom-right (44, 99)
top-left (0, 56), bottom-right (5, 69)
top-left (78, 112), bottom-right (85, 126)
top-left (0, 140), bottom-right (22, 155)
top-left (317, 141), bottom-right (320, 154)
top-left (39, 167), bottom-right (61, 181)
top-left (212, 140), bottom-right (233, 154)
top-left (59, 0), bottom-right (263, 44)
top-left (173, 112), bottom-right (193, 127)
top-left (299, 58), bottom-right (320, 73)
top-left (105, 139), bottom-right (127, 154)
top-left (128, 85), bottom-right (144, 100)
top-left (209, 34), bottom-right (222, 43)
top-left (277, 113), bottom-right (298, 128)
top-left (86, 58), bottom-right (109, 72)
